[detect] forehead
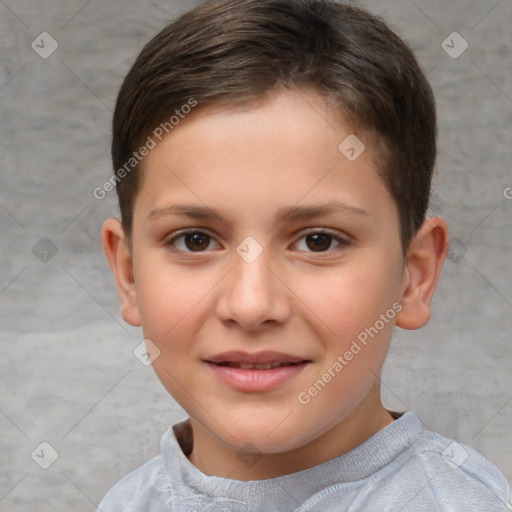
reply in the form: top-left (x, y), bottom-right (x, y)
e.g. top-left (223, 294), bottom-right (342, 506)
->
top-left (135, 88), bottom-right (396, 227)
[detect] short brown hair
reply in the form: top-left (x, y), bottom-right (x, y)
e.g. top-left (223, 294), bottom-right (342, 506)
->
top-left (111, 0), bottom-right (436, 251)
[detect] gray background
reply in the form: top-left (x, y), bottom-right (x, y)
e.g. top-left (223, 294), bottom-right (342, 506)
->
top-left (1, 0), bottom-right (511, 510)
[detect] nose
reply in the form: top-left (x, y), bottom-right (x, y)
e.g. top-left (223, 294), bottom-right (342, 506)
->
top-left (215, 247), bottom-right (292, 332)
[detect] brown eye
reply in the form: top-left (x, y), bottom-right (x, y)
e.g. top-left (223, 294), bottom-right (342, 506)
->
top-left (167, 230), bottom-right (220, 252)
top-left (305, 233), bottom-right (334, 252)
top-left (184, 232), bottom-right (210, 251)
top-left (294, 230), bottom-right (347, 253)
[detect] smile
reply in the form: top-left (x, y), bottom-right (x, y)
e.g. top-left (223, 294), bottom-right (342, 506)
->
top-left (204, 351), bottom-right (311, 392)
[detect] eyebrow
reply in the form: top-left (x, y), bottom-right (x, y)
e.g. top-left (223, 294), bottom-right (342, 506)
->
top-left (147, 201), bottom-right (368, 223)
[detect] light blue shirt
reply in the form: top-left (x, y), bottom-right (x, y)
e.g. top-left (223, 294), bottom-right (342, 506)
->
top-left (98, 411), bottom-right (511, 511)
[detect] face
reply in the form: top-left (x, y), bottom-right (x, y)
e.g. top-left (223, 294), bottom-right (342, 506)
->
top-left (120, 88), bottom-right (411, 469)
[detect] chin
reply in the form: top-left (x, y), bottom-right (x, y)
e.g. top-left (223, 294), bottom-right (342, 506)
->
top-left (208, 410), bottom-right (309, 454)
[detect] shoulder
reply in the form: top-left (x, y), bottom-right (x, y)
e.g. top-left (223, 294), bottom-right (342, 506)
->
top-left (97, 454), bottom-right (170, 512)
top-left (396, 420), bottom-right (511, 510)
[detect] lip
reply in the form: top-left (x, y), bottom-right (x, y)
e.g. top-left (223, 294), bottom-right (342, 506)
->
top-left (204, 351), bottom-right (311, 392)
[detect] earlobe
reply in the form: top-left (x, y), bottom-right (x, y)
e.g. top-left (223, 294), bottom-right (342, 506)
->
top-left (101, 218), bottom-right (141, 326)
top-left (395, 217), bottom-right (449, 330)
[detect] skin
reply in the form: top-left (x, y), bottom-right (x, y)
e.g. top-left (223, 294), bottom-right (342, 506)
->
top-left (103, 87), bottom-right (449, 481)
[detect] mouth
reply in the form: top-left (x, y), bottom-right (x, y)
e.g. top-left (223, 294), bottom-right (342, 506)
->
top-left (204, 350), bottom-right (310, 368)
top-left (204, 351), bottom-right (311, 392)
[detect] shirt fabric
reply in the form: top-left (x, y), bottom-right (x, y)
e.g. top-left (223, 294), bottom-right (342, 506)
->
top-left (98, 411), bottom-right (511, 511)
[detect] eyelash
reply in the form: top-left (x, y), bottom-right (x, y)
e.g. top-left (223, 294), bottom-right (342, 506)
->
top-left (165, 228), bottom-right (350, 255)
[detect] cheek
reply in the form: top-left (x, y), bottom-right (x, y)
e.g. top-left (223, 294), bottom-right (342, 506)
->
top-left (297, 264), bottom-right (396, 336)
top-left (294, 257), bottom-right (400, 387)
top-left (134, 259), bottom-right (210, 339)
top-left (136, 266), bottom-right (207, 397)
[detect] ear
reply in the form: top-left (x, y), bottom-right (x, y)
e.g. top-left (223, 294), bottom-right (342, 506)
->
top-left (395, 216), bottom-right (449, 330)
top-left (101, 218), bottom-right (141, 326)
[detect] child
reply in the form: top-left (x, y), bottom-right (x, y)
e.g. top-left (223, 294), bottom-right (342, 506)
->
top-left (99, 0), bottom-right (511, 510)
